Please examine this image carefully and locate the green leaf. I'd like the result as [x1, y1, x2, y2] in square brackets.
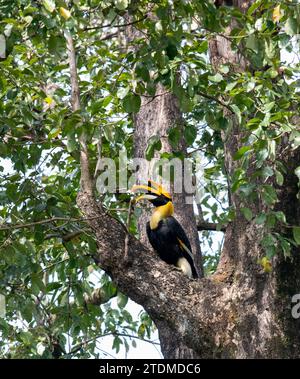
[255, 213, 266, 225]
[219, 65, 229, 74]
[168, 126, 181, 149]
[278, 237, 291, 258]
[48, 35, 65, 56]
[285, 18, 298, 36]
[233, 146, 252, 160]
[246, 80, 256, 92]
[135, 64, 150, 82]
[146, 81, 156, 96]
[217, 116, 228, 130]
[145, 135, 162, 160]
[230, 104, 242, 124]
[102, 281, 117, 300]
[247, 0, 263, 16]
[275, 211, 286, 224]
[264, 39, 276, 60]
[241, 207, 253, 221]
[294, 166, 300, 180]
[103, 124, 114, 142]
[117, 86, 129, 99]
[21, 302, 34, 323]
[256, 148, 268, 167]
[31, 273, 46, 295]
[260, 166, 273, 180]
[117, 292, 128, 309]
[102, 95, 113, 107]
[138, 323, 146, 338]
[292, 226, 300, 245]
[290, 131, 300, 148]
[46, 282, 62, 292]
[19, 331, 33, 346]
[208, 73, 223, 83]
[184, 124, 197, 145]
[275, 170, 284, 186]
[42, 0, 55, 13]
[112, 336, 123, 353]
[261, 185, 278, 206]
[264, 101, 275, 113]
[115, 0, 129, 10]
[156, 6, 167, 20]
[6, 183, 18, 202]
[179, 94, 193, 113]
[198, 40, 208, 53]
[67, 133, 77, 153]
[261, 234, 276, 249]
[246, 34, 259, 54]
[266, 213, 276, 228]
[123, 94, 141, 113]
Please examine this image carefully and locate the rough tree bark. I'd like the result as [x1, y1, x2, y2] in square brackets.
[76, 0, 300, 358]
[133, 86, 203, 358]
[126, 12, 203, 357]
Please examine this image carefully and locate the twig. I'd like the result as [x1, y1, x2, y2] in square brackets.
[142, 91, 171, 107]
[198, 91, 234, 114]
[68, 331, 160, 355]
[83, 15, 147, 32]
[196, 203, 205, 222]
[0, 216, 95, 231]
[65, 30, 93, 195]
[135, 90, 170, 99]
[0, 209, 131, 232]
[99, 32, 118, 41]
[38, 258, 70, 274]
[62, 230, 85, 242]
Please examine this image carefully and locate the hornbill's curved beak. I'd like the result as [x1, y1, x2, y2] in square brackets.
[131, 180, 171, 203]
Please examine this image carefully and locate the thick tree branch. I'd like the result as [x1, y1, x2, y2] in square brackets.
[197, 222, 226, 232]
[77, 191, 228, 357]
[65, 30, 93, 196]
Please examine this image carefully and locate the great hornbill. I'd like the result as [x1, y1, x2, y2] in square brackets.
[132, 180, 198, 279]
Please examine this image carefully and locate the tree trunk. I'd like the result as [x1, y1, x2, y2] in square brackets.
[208, 0, 300, 357]
[133, 85, 203, 358]
[127, 10, 202, 357]
[76, 0, 300, 359]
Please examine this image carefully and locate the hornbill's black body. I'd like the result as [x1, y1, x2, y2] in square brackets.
[132, 180, 198, 279]
[146, 217, 198, 278]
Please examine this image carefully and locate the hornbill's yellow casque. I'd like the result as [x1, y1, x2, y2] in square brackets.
[132, 180, 198, 279]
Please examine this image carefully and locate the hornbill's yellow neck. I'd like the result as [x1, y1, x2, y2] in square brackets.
[150, 201, 174, 230]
